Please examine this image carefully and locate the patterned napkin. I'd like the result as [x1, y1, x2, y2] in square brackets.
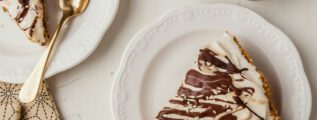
[0, 81, 60, 120]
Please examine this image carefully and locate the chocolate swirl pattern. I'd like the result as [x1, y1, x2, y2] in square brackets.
[156, 33, 280, 120]
[0, 0, 49, 45]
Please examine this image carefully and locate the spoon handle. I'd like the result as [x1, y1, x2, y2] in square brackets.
[19, 15, 69, 103]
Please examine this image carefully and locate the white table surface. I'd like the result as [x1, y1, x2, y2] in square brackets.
[46, 0, 317, 119]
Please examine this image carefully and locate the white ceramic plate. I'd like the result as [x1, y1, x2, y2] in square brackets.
[111, 3, 311, 120]
[0, 0, 119, 83]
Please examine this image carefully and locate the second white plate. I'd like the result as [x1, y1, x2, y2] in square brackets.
[111, 3, 311, 120]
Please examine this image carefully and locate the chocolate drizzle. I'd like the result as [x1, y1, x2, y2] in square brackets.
[27, 18, 37, 36]
[156, 48, 265, 120]
[18, 0, 29, 4]
[16, 0, 30, 23]
[198, 48, 248, 73]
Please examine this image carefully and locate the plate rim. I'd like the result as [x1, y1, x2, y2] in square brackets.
[110, 3, 312, 120]
[44, 0, 120, 81]
[0, 0, 120, 83]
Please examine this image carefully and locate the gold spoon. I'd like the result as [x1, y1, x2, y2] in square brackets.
[19, 0, 89, 103]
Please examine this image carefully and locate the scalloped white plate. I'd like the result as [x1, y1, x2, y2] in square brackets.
[111, 3, 311, 120]
[0, 0, 119, 83]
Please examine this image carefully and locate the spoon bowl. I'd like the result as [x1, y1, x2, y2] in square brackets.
[60, 0, 89, 17]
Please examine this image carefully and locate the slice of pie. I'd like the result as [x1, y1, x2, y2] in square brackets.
[0, 0, 49, 45]
[156, 32, 280, 120]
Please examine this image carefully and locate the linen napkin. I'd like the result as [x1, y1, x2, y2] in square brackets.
[0, 81, 60, 120]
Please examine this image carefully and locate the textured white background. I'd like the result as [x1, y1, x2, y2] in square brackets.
[46, 0, 317, 119]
